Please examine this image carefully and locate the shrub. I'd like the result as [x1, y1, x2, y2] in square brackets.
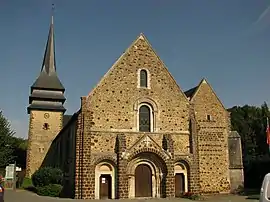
[21, 177, 33, 189]
[36, 184, 63, 197]
[20, 177, 37, 192]
[32, 167, 63, 187]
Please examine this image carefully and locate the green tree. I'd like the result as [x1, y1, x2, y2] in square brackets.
[0, 111, 15, 168]
[228, 103, 270, 161]
[228, 103, 270, 188]
[10, 137, 27, 168]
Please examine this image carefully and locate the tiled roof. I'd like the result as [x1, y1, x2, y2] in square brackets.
[184, 86, 198, 99]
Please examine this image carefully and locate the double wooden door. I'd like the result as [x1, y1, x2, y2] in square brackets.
[135, 164, 152, 197]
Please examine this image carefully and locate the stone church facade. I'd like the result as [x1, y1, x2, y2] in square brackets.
[26, 17, 244, 199]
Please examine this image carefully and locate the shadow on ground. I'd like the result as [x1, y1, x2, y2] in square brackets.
[246, 195, 260, 200]
[240, 189, 260, 200]
[4, 189, 260, 202]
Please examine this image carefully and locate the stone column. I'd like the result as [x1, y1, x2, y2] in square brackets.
[228, 131, 244, 191]
[189, 105, 201, 193]
[116, 134, 129, 199]
[74, 100, 84, 199]
[75, 97, 96, 199]
[165, 160, 175, 197]
[163, 134, 175, 197]
[83, 110, 96, 199]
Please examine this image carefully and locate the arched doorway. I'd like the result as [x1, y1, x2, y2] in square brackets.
[174, 163, 188, 197]
[135, 164, 152, 197]
[127, 152, 167, 198]
[95, 162, 116, 199]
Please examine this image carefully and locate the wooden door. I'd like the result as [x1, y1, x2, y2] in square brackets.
[135, 164, 152, 197]
[175, 173, 185, 197]
[99, 174, 112, 199]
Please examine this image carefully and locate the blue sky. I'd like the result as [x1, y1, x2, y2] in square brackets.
[1, 0, 270, 138]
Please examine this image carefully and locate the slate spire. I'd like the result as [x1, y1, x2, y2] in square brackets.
[41, 13, 56, 75]
[28, 7, 66, 114]
[31, 6, 64, 92]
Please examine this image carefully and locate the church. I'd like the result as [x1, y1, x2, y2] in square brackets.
[25, 16, 244, 199]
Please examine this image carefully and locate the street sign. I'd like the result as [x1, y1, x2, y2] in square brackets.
[5, 164, 15, 180]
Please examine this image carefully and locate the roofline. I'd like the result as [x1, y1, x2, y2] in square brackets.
[139, 33, 189, 102]
[31, 86, 65, 93]
[184, 86, 198, 99]
[29, 96, 66, 104]
[27, 106, 66, 114]
[86, 33, 189, 103]
[190, 78, 227, 110]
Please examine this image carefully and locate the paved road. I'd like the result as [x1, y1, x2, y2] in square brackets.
[4, 189, 259, 202]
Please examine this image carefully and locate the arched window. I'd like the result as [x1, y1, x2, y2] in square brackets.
[139, 105, 151, 132]
[140, 69, 148, 88]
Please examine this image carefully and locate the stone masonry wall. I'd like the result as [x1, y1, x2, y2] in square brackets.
[89, 131, 190, 154]
[85, 35, 189, 133]
[75, 97, 96, 199]
[192, 80, 230, 193]
[73, 35, 235, 199]
[41, 113, 78, 198]
[77, 128, 192, 199]
[77, 35, 194, 199]
[74, 109, 82, 199]
[87, 131, 180, 198]
[172, 134, 190, 154]
[90, 131, 117, 153]
[26, 110, 63, 177]
[186, 104, 201, 193]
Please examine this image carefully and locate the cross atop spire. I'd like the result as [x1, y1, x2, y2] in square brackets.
[51, 3, 54, 25]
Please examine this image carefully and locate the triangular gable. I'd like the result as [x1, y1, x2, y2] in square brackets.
[190, 78, 227, 110]
[86, 33, 188, 102]
[127, 134, 171, 159]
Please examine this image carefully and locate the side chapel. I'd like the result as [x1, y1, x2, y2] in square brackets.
[25, 16, 244, 199]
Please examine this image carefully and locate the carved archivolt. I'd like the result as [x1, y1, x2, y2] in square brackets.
[93, 154, 117, 166]
[174, 156, 192, 169]
[133, 97, 159, 112]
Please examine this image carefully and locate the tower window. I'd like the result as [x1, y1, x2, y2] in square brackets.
[140, 69, 148, 88]
[43, 123, 49, 130]
[207, 115, 211, 121]
[139, 105, 152, 132]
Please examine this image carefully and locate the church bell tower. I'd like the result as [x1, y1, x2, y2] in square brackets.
[26, 13, 66, 177]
